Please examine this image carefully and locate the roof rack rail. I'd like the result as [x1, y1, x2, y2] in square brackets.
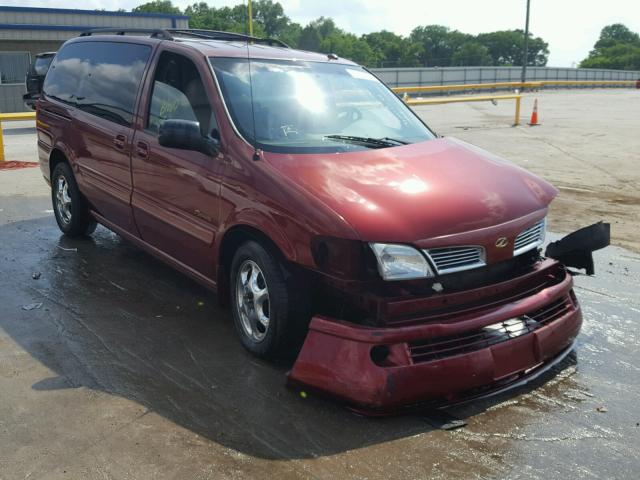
[78, 27, 290, 48]
[167, 29, 290, 48]
[79, 28, 174, 40]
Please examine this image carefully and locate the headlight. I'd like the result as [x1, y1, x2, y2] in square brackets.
[370, 243, 435, 281]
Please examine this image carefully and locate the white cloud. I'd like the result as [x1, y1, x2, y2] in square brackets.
[2, 0, 639, 66]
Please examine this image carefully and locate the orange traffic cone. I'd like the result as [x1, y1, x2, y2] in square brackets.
[528, 99, 540, 126]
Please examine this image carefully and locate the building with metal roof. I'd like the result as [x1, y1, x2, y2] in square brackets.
[0, 6, 189, 112]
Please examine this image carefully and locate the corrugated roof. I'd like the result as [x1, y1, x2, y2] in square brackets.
[0, 6, 188, 19]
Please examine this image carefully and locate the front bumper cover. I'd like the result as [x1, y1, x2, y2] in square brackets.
[288, 263, 581, 413]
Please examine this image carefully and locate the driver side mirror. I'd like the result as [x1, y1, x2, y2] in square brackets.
[158, 119, 219, 156]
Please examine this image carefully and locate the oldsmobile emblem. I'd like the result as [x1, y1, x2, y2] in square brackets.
[495, 237, 509, 248]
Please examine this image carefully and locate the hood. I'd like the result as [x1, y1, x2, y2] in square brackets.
[264, 137, 558, 242]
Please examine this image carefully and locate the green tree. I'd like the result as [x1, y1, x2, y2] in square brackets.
[184, 3, 260, 35]
[253, 0, 288, 37]
[362, 30, 424, 67]
[581, 24, 640, 70]
[362, 30, 408, 67]
[184, 2, 217, 29]
[133, 0, 181, 14]
[277, 22, 302, 47]
[287, 16, 376, 64]
[313, 17, 337, 39]
[593, 23, 640, 51]
[298, 23, 322, 51]
[250, 1, 302, 46]
[451, 42, 492, 66]
[297, 18, 337, 51]
[581, 43, 640, 70]
[130, 1, 553, 68]
[476, 30, 548, 66]
[409, 25, 472, 66]
[320, 31, 375, 65]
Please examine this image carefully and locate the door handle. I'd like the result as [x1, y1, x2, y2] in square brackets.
[136, 141, 149, 159]
[113, 134, 126, 150]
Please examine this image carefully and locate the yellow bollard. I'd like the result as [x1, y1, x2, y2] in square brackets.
[0, 112, 37, 162]
[514, 96, 521, 126]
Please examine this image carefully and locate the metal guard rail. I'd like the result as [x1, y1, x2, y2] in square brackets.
[392, 79, 639, 94]
[405, 94, 523, 126]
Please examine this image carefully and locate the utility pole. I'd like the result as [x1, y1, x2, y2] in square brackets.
[248, 0, 253, 36]
[521, 0, 531, 84]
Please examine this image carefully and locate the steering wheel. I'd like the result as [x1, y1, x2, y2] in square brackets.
[337, 106, 362, 123]
[335, 106, 362, 129]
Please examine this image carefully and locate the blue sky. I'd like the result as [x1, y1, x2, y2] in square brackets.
[4, 0, 640, 67]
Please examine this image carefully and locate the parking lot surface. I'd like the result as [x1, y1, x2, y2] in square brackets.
[1, 90, 639, 479]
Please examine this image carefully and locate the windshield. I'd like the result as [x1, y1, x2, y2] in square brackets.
[210, 57, 435, 153]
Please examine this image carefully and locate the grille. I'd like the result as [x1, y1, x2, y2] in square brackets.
[514, 218, 546, 256]
[424, 246, 485, 275]
[409, 295, 573, 364]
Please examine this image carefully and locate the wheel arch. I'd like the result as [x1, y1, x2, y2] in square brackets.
[216, 223, 293, 307]
[49, 147, 70, 178]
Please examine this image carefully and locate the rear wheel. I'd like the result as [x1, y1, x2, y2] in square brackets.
[51, 162, 97, 236]
[230, 241, 308, 360]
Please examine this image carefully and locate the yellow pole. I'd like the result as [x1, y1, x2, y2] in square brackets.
[248, 0, 253, 36]
[514, 96, 521, 126]
[0, 120, 4, 162]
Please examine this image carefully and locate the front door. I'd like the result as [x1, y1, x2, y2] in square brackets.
[131, 49, 223, 278]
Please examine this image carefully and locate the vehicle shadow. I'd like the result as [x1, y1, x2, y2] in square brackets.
[0, 217, 577, 460]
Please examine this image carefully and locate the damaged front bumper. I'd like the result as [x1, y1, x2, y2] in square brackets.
[288, 259, 581, 413]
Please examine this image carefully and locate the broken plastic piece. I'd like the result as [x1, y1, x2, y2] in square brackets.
[545, 222, 610, 275]
[22, 302, 43, 311]
[421, 411, 467, 430]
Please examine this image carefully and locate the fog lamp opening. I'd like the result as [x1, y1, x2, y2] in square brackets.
[370, 345, 391, 366]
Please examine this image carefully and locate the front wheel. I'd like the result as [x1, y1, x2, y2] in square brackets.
[51, 162, 97, 237]
[230, 241, 308, 360]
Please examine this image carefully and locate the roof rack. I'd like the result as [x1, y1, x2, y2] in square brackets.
[78, 28, 289, 48]
[79, 28, 173, 40]
[167, 29, 289, 48]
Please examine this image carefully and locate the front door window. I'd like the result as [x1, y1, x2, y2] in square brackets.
[147, 51, 219, 139]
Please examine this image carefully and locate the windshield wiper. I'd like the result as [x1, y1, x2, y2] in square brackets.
[379, 137, 409, 145]
[324, 135, 408, 148]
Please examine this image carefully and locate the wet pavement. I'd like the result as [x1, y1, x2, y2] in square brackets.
[1, 172, 639, 479]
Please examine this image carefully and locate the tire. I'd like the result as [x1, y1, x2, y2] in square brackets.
[230, 240, 309, 360]
[51, 162, 97, 237]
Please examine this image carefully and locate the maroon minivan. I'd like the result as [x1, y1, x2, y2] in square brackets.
[37, 29, 584, 411]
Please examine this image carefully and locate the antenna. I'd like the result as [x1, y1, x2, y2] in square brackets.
[245, 3, 260, 161]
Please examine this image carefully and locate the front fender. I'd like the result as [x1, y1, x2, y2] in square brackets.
[216, 209, 298, 264]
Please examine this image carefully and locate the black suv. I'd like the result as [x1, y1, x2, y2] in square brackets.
[23, 52, 56, 110]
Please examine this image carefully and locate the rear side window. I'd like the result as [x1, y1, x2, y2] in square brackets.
[43, 41, 151, 127]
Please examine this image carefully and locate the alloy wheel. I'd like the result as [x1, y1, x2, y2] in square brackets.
[236, 260, 270, 342]
[55, 175, 72, 225]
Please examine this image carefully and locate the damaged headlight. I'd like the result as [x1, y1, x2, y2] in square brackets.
[370, 243, 435, 281]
